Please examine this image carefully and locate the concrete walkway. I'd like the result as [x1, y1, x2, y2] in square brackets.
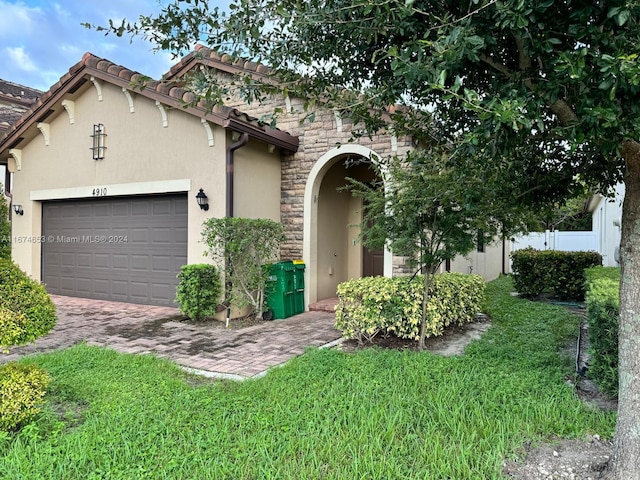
[1, 295, 343, 379]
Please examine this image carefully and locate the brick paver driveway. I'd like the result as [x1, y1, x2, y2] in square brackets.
[2, 295, 343, 379]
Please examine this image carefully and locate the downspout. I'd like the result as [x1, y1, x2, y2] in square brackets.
[226, 133, 249, 218]
[225, 132, 249, 327]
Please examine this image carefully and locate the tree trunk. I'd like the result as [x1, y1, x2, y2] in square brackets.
[604, 139, 640, 479]
[418, 269, 435, 350]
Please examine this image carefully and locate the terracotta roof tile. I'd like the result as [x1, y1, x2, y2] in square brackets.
[0, 51, 299, 154]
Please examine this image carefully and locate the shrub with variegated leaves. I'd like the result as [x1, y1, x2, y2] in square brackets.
[335, 273, 485, 343]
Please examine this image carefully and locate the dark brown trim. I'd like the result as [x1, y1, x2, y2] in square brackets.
[226, 133, 249, 218]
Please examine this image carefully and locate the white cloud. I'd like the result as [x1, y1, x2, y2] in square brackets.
[0, 1, 42, 33]
[5, 47, 37, 72]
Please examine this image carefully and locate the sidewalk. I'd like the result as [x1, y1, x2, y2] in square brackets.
[2, 295, 343, 379]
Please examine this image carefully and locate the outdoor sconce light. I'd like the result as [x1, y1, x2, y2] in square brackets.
[13, 204, 23, 216]
[90, 123, 107, 160]
[196, 188, 209, 211]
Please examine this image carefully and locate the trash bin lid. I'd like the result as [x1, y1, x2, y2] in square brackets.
[270, 260, 295, 272]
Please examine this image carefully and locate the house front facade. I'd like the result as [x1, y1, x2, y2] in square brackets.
[0, 49, 508, 308]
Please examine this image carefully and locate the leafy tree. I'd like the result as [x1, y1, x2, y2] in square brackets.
[100, 1, 640, 475]
[0, 184, 10, 260]
[350, 148, 523, 349]
[535, 194, 593, 232]
[202, 217, 285, 321]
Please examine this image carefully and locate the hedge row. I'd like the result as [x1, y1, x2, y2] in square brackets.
[0, 259, 57, 431]
[585, 267, 620, 397]
[0, 259, 57, 348]
[335, 273, 485, 344]
[511, 248, 602, 300]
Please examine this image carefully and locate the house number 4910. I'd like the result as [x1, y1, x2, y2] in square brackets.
[92, 187, 107, 197]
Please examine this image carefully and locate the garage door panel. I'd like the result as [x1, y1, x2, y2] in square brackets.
[131, 202, 150, 216]
[77, 253, 92, 267]
[153, 228, 172, 243]
[153, 200, 172, 215]
[77, 278, 94, 295]
[131, 228, 149, 243]
[43, 195, 187, 306]
[113, 254, 131, 269]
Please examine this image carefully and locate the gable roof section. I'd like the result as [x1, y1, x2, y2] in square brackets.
[164, 45, 414, 131]
[164, 45, 272, 81]
[0, 52, 298, 157]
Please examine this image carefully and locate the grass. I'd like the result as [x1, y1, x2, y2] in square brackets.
[0, 276, 616, 479]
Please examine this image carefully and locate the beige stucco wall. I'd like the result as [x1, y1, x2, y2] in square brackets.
[8, 80, 282, 280]
[347, 195, 363, 280]
[316, 161, 352, 299]
[234, 137, 281, 221]
[446, 240, 507, 281]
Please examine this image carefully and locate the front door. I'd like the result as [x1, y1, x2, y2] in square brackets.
[363, 245, 384, 277]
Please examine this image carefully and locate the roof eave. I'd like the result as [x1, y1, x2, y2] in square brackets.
[0, 59, 299, 157]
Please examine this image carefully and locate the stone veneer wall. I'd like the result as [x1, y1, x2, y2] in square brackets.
[211, 70, 413, 269]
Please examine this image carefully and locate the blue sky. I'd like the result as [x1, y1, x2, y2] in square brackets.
[0, 0, 231, 92]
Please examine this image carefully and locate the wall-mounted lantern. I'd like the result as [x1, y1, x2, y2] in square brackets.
[196, 188, 209, 211]
[13, 204, 23, 216]
[90, 123, 107, 160]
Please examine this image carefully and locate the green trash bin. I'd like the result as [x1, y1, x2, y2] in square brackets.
[266, 261, 295, 319]
[292, 260, 306, 314]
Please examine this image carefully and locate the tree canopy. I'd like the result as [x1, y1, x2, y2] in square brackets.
[102, 1, 640, 476]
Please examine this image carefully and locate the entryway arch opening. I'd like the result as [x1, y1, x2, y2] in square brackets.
[303, 145, 391, 306]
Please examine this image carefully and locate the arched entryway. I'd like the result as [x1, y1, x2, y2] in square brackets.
[303, 145, 392, 306]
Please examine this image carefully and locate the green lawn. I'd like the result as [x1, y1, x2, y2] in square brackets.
[0, 276, 615, 479]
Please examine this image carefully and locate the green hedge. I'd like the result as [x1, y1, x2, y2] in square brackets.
[0, 363, 50, 431]
[175, 264, 223, 321]
[0, 196, 10, 260]
[585, 269, 619, 397]
[335, 273, 485, 344]
[0, 259, 57, 349]
[511, 248, 602, 300]
[585, 266, 620, 284]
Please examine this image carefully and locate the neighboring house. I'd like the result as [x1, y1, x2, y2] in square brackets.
[0, 48, 507, 308]
[0, 79, 42, 189]
[0, 79, 42, 134]
[588, 183, 624, 267]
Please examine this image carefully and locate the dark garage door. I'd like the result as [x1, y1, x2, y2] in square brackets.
[42, 195, 187, 306]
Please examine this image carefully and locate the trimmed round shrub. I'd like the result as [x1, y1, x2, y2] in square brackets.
[0, 363, 50, 431]
[175, 264, 223, 321]
[0, 259, 57, 348]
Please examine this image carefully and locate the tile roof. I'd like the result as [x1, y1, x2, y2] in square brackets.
[164, 45, 403, 123]
[164, 45, 273, 81]
[0, 79, 42, 105]
[0, 107, 25, 133]
[0, 52, 298, 153]
[0, 80, 43, 134]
